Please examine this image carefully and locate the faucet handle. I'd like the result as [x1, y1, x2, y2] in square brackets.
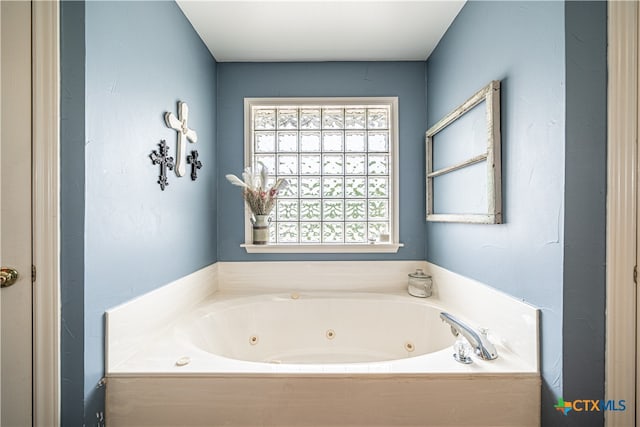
[453, 338, 473, 364]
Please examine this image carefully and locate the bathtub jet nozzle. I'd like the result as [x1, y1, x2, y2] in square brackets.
[440, 312, 498, 361]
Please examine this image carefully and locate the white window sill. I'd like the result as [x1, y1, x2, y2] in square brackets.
[241, 243, 404, 254]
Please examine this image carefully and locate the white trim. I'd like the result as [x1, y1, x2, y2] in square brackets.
[241, 243, 403, 254]
[605, 1, 637, 426]
[244, 97, 400, 108]
[31, 1, 60, 425]
[0, 5, 3, 426]
[242, 97, 400, 253]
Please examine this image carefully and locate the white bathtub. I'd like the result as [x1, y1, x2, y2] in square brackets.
[180, 292, 453, 366]
[106, 261, 540, 426]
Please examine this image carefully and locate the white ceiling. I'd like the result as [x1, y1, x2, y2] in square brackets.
[176, 1, 466, 62]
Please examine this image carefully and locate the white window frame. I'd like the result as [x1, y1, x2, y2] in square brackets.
[242, 97, 402, 253]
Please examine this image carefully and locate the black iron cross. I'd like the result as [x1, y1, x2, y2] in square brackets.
[186, 150, 202, 181]
[150, 140, 175, 190]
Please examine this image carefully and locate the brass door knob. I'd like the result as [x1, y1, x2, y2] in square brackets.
[0, 268, 19, 288]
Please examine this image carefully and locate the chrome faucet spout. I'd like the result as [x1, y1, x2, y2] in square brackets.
[440, 312, 498, 361]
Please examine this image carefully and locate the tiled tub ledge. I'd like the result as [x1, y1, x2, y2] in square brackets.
[105, 260, 540, 426]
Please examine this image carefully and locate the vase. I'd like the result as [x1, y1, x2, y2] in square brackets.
[251, 214, 271, 245]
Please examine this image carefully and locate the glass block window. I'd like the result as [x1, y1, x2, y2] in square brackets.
[246, 98, 398, 246]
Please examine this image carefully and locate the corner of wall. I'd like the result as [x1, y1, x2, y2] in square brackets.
[215, 61, 221, 262]
[562, 0, 607, 415]
[60, 0, 86, 424]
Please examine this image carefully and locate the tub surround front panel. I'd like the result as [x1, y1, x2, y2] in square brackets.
[107, 375, 540, 427]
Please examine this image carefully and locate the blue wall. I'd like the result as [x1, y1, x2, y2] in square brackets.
[426, 1, 606, 425]
[217, 62, 426, 261]
[60, 1, 86, 425]
[62, 1, 218, 423]
[563, 1, 607, 422]
[426, 0, 565, 410]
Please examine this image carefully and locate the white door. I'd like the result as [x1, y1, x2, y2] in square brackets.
[636, 0, 640, 421]
[636, 1, 640, 423]
[637, 3, 640, 419]
[0, 1, 33, 426]
[606, 1, 639, 426]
